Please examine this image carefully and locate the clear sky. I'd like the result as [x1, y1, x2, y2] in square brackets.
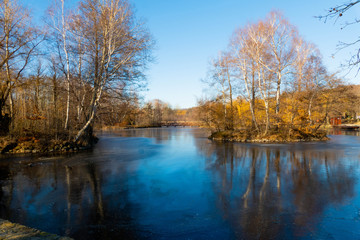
[22, 0, 360, 108]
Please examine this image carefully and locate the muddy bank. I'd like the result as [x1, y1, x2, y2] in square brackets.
[0, 219, 72, 240]
[209, 129, 329, 143]
[0, 136, 98, 154]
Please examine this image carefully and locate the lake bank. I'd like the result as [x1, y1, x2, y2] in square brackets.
[0, 135, 98, 154]
[209, 128, 329, 143]
[0, 219, 72, 240]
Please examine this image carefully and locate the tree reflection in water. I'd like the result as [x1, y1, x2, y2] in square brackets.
[199, 140, 356, 239]
[0, 129, 358, 239]
[0, 156, 145, 239]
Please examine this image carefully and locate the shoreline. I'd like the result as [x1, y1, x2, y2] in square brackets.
[0, 126, 336, 155]
[209, 130, 329, 143]
[210, 136, 330, 143]
[0, 136, 97, 155]
[0, 219, 72, 240]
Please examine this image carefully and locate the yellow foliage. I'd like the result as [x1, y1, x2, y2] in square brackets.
[176, 110, 186, 116]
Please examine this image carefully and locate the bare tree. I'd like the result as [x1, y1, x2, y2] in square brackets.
[318, 1, 360, 21]
[73, 0, 153, 142]
[0, 0, 43, 135]
[48, 55, 61, 136]
[303, 54, 327, 122]
[48, 0, 72, 130]
[318, 1, 360, 69]
[288, 38, 317, 124]
[205, 52, 234, 130]
[263, 11, 297, 115]
[70, 13, 87, 125]
[230, 27, 259, 131]
[246, 20, 272, 134]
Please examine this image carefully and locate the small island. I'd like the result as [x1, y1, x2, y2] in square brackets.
[209, 128, 329, 143]
[196, 11, 359, 143]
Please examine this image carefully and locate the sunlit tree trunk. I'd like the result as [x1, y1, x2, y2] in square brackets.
[48, 0, 71, 130]
[266, 11, 297, 115]
[74, 0, 152, 142]
[231, 36, 259, 131]
[226, 65, 234, 130]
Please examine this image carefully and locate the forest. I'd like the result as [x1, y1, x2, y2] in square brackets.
[0, 0, 155, 152]
[0, 0, 202, 153]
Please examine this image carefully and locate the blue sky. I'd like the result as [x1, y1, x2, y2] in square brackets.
[23, 0, 360, 108]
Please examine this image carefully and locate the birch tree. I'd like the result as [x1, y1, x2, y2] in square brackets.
[264, 11, 297, 115]
[48, 0, 72, 130]
[73, 0, 152, 142]
[303, 53, 327, 122]
[288, 38, 313, 125]
[247, 21, 272, 134]
[230, 27, 259, 131]
[206, 52, 234, 130]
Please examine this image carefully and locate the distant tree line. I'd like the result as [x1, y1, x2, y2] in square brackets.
[199, 11, 359, 139]
[98, 98, 199, 128]
[0, 0, 153, 144]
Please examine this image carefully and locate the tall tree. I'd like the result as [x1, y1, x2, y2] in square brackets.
[263, 11, 297, 115]
[247, 20, 272, 134]
[206, 52, 234, 130]
[230, 26, 259, 131]
[48, 0, 72, 130]
[0, 0, 42, 135]
[73, 0, 152, 142]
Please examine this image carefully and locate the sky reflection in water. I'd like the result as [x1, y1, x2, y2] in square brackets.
[0, 128, 359, 239]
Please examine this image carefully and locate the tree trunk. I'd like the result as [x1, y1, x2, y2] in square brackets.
[226, 69, 234, 130]
[251, 71, 258, 131]
[308, 93, 315, 123]
[0, 113, 10, 136]
[242, 62, 259, 132]
[275, 74, 281, 114]
[74, 106, 96, 143]
[264, 100, 270, 135]
[75, 82, 103, 143]
[61, 0, 71, 130]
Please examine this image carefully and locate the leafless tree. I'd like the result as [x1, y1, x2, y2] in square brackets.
[230, 26, 259, 131]
[0, 0, 43, 135]
[205, 52, 235, 130]
[47, 0, 72, 130]
[264, 11, 297, 115]
[318, 1, 360, 70]
[72, 0, 153, 142]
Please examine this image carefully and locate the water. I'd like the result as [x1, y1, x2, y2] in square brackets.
[0, 127, 360, 239]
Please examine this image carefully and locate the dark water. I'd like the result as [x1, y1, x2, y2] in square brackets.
[0, 128, 360, 239]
